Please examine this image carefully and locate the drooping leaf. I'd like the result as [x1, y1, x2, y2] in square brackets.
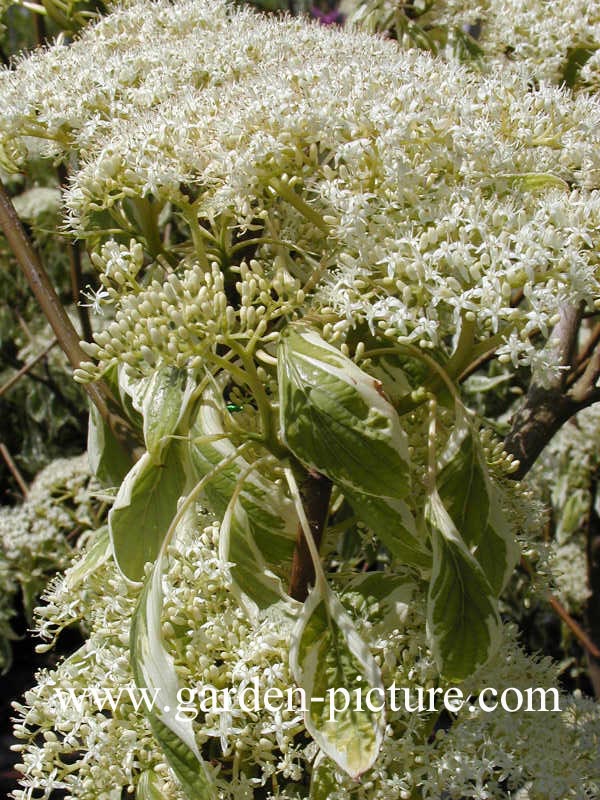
[343, 487, 431, 568]
[474, 484, 520, 595]
[87, 401, 134, 487]
[130, 510, 216, 799]
[63, 526, 112, 592]
[437, 425, 489, 550]
[290, 583, 385, 778]
[426, 490, 501, 681]
[366, 354, 412, 406]
[219, 495, 287, 620]
[142, 366, 195, 459]
[109, 443, 186, 583]
[278, 324, 411, 499]
[189, 383, 296, 608]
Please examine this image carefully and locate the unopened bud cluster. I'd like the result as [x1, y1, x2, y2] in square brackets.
[76, 251, 305, 381]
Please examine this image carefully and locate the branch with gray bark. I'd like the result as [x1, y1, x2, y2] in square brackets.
[504, 303, 600, 479]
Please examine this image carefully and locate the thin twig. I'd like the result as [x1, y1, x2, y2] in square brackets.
[0, 442, 29, 497]
[570, 343, 600, 405]
[0, 179, 142, 459]
[567, 323, 600, 386]
[520, 556, 600, 660]
[16, 310, 33, 341]
[573, 321, 600, 371]
[546, 594, 600, 660]
[0, 337, 58, 398]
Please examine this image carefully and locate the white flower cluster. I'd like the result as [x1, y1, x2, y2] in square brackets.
[13, 507, 600, 799]
[1, 0, 600, 378]
[428, 638, 600, 800]
[13, 556, 172, 800]
[0, 454, 103, 673]
[348, 0, 600, 91]
[474, 0, 600, 89]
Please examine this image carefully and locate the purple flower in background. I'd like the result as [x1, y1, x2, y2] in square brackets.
[311, 6, 344, 25]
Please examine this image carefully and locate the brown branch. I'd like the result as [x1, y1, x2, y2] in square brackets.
[0, 338, 58, 398]
[504, 303, 590, 479]
[0, 179, 141, 459]
[504, 387, 579, 479]
[0, 442, 29, 498]
[546, 594, 600, 660]
[570, 341, 600, 405]
[520, 556, 600, 661]
[288, 465, 333, 602]
[574, 321, 600, 370]
[566, 321, 600, 387]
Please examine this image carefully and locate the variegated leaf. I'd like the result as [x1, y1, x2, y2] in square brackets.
[474, 483, 520, 595]
[109, 443, 186, 583]
[290, 583, 385, 779]
[189, 383, 296, 609]
[87, 401, 134, 487]
[310, 753, 340, 800]
[142, 365, 195, 459]
[342, 573, 416, 637]
[426, 489, 501, 680]
[343, 488, 431, 568]
[136, 770, 163, 800]
[130, 509, 216, 799]
[278, 324, 410, 499]
[437, 424, 489, 550]
[219, 494, 287, 620]
[63, 526, 111, 592]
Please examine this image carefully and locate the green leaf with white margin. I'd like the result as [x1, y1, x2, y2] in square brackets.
[343, 488, 431, 568]
[310, 752, 341, 800]
[142, 366, 196, 459]
[87, 401, 134, 487]
[63, 526, 112, 592]
[474, 483, 520, 595]
[437, 412, 489, 550]
[131, 508, 216, 800]
[436, 405, 518, 592]
[189, 382, 296, 612]
[109, 442, 186, 583]
[136, 770, 163, 800]
[278, 324, 410, 499]
[462, 373, 512, 394]
[290, 582, 385, 779]
[219, 495, 288, 621]
[426, 489, 501, 681]
[190, 389, 296, 566]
